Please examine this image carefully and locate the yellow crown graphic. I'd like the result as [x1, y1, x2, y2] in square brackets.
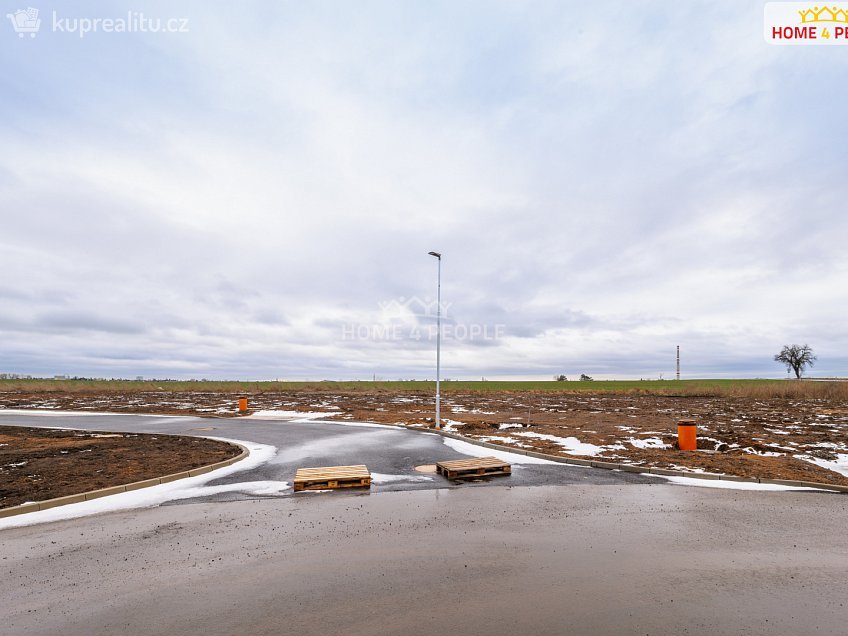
[798, 5, 848, 23]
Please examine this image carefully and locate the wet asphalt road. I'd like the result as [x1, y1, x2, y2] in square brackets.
[2, 413, 847, 635]
[0, 412, 660, 502]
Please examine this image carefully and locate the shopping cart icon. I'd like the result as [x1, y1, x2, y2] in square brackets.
[7, 7, 41, 38]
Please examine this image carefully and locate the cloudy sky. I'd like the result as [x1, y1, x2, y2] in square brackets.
[1, 0, 846, 380]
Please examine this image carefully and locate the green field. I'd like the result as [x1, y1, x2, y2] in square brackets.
[1, 377, 841, 398]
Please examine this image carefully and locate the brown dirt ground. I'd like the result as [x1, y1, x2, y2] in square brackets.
[2, 389, 847, 486]
[0, 426, 240, 509]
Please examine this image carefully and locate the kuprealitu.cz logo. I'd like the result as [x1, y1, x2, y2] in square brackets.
[6, 6, 189, 39]
[6, 7, 40, 37]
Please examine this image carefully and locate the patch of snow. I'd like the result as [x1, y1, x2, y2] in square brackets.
[627, 437, 669, 450]
[442, 419, 465, 432]
[181, 480, 291, 497]
[451, 406, 496, 414]
[698, 436, 723, 445]
[765, 444, 796, 452]
[473, 436, 532, 448]
[441, 437, 562, 465]
[511, 431, 607, 456]
[310, 403, 340, 410]
[658, 476, 824, 491]
[667, 464, 707, 474]
[498, 423, 525, 430]
[806, 442, 848, 451]
[796, 453, 848, 478]
[742, 448, 783, 457]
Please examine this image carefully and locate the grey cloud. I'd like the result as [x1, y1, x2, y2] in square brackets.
[34, 311, 146, 335]
[0, 286, 31, 301]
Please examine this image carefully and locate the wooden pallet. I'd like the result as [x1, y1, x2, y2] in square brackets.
[436, 456, 511, 480]
[293, 464, 371, 492]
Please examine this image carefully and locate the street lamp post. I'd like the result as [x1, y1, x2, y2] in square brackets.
[428, 251, 441, 429]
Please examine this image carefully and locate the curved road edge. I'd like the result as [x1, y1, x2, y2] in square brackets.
[0, 439, 250, 520]
[324, 419, 848, 493]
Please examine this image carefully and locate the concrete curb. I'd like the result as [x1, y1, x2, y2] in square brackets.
[386, 422, 848, 494]
[0, 441, 249, 519]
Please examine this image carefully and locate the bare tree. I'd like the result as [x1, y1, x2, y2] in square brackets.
[774, 344, 816, 379]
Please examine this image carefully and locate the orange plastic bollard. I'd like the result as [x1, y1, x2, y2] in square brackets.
[238, 397, 248, 412]
[678, 420, 697, 451]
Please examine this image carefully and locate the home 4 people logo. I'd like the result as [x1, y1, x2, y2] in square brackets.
[765, 2, 848, 44]
[378, 296, 452, 320]
[6, 7, 40, 38]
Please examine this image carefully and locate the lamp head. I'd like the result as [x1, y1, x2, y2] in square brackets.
[428, 251, 441, 259]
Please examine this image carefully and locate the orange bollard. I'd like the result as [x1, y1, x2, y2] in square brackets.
[678, 419, 697, 450]
[238, 397, 248, 413]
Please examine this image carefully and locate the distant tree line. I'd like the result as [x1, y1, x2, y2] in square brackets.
[553, 374, 594, 381]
